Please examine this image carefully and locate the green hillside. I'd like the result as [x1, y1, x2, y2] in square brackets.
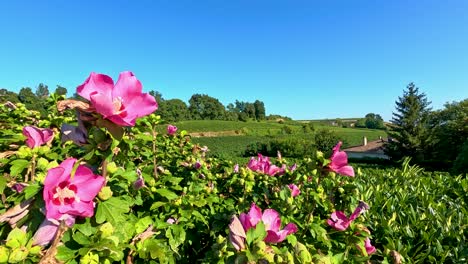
[157, 120, 387, 160]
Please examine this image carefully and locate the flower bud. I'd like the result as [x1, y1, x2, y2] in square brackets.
[99, 222, 114, 238]
[98, 186, 113, 200]
[133, 176, 145, 190]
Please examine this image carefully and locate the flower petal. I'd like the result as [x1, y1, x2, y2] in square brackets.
[71, 166, 105, 202]
[262, 209, 281, 231]
[90, 93, 118, 119]
[333, 165, 355, 177]
[330, 151, 349, 168]
[77, 72, 114, 101]
[59, 200, 95, 218]
[327, 211, 350, 231]
[112, 71, 143, 100]
[32, 219, 59, 246]
[229, 215, 247, 238]
[45, 200, 64, 220]
[264, 230, 284, 243]
[247, 203, 262, 227]
[44, 158, 76, 188]
[42, 128, 54, 144]
[283, 223, 298, 235]
[22, 126, 41, 148]
[365, 238, 376, 255]
[239, 213, 251, 230]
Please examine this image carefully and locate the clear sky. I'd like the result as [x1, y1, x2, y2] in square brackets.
[1, 0, 467, 121]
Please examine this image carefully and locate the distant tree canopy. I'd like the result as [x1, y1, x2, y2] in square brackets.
[55, 85, 68, 96]
[0, 88, 20, 103]
[427, 99, 468, 172]
[188, 94, 226, 120]
[159, 99, 191, 122]
[365, 113, 385, 129]
[148, 90, 272, 122]
[35, 83, 50, 98]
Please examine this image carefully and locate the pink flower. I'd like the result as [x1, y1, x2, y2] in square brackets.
[77, 71, 157, 126]
[234, 164, 239, 173]
[43, 158, 105, 220]
[288, 184, 300, 197]
[289, 163, 297, 172]
[237, 203, 297, 244]
[247, 154, 285, 176]
[22, 126, 54, 148]
[327, 201, 369, 231]
[357, 237, 376, 255]
[167, 125, 177, 135]
[327, 211, 351, 231]
[364, 238, 376, 255]
[329, 141, 354, 177]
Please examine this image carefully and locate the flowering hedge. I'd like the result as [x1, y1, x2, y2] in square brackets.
[0, 71, 466, 263]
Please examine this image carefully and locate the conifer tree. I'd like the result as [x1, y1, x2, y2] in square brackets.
[385, 82, 432, 162]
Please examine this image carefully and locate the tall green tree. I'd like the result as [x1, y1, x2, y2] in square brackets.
[159, 99, 190, 122]
[385, 83, 432, 162]
[35, 83, 50, 98]
[188, 94, 225, 120]
[253, 100, 266, 120]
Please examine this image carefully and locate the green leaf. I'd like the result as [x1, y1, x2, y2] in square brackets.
[10, 159, 29, 176]
[95, 197, 131, 226]
[246, 221, 266, 246]
[6, 228, 28, 248]
[150, 201, 166, 210]
[24, 184, 41, 199]
[0, 175, 6, 194]
[72, 231, 91, 245]
[166, 225, 186, 253]
[154, 188, 178, 201]
[192, 210, 208, 226]
[135, 216, 153, 233]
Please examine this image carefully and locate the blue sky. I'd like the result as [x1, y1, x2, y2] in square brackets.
[1, 0, 467, 121]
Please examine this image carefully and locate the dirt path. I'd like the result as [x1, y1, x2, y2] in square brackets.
[189, 130, 243, 137]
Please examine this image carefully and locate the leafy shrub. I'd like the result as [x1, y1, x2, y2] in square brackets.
[281, 125, 293, 135]
[1, 75, 466, 264]
[452, 139, 468, 174]
[314, 129, 340, 155]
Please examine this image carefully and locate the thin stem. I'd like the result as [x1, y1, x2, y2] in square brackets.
[39, 220, 68, 264]
[30, 154, 37, 182]
[152, 128, 158, 179]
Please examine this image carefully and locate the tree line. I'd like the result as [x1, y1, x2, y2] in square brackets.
[150, 91, 272, 122]
[0, 84, 67, 116]
[0, 84, 290, 122]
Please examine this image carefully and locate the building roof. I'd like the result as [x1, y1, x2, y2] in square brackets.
[343, 140, 385, 153]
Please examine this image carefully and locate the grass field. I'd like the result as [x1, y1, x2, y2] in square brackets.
[158, 120, 388, 160]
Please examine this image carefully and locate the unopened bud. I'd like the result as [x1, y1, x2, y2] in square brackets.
[98, 186, 113, 200]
